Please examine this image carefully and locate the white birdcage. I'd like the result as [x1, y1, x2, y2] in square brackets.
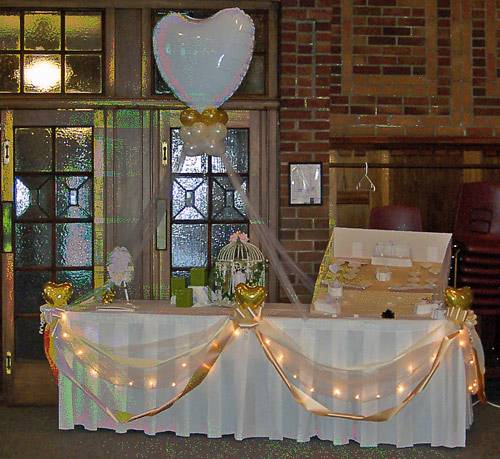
[212, 232, 266, 304]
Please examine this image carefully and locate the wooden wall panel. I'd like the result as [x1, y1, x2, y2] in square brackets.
[115, 9, 142, 98]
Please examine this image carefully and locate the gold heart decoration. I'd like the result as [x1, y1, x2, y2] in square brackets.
[445, 286, 473, 310]
[235, 283, 266, 311]
[43, 282, 73, 308]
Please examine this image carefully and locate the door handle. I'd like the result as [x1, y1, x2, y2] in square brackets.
[161, 141, 168, 166]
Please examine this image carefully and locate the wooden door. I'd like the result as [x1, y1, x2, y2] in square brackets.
[1, 109, 99, 404]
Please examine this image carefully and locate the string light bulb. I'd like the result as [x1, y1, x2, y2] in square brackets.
[62, 332, 69, 339]
[354, 394, 360, 400]
[181, 362, 187, 368]
[376, 394, 381, 399]
[171, 382, 176, 388]
[333, 388, 341, 397]
[397, 384, 404, 393]
[233, 328, 241, 337]
[292, 374, 297, 379]
[309, 387, 314, 393]
[89, 368, 98, 377]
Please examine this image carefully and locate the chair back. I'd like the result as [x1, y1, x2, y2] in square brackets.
[369, 205, 423, 231]
[454, 181, 500, 241]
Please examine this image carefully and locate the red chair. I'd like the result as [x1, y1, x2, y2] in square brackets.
[369, 205, 423, 232]
[453, 181, 500, 373]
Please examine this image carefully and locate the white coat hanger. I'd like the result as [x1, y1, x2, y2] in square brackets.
[355, 162, 376, 192]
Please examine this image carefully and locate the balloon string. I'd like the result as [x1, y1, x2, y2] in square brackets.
[220, 154, 313, 315]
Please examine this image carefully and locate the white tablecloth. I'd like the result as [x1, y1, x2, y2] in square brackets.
[58, 309, 473, 447]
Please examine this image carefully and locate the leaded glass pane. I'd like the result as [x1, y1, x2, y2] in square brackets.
[56, 176, 92, 219]
[56, 270, 93, 299]
[172, 177, 208, 220]
[64, 12, 102, 51]
[212, 177, 247, 221]
[171, 224, 207, 268]
[171, 129, 208, 173]
[0, 54, 20, 93]
[56, 223, 92, 267]
[252, 12, 266, 53]
[0, 13, 20, 50]
[65, 54, 102, 93]
[211, 129, 249, 173]
[15, 176, 53, 219]
[15, 223, 52, 267]
[236, 54, 265, 95]
[15, 319, 45, 360]
[55, 127, 92, 172]
[15, 270, 51, 313]
[24, 11, 61, 51]
[24, 54, 61, 93]
[15, 128, 52, 172]
[212, 223, 248, 260]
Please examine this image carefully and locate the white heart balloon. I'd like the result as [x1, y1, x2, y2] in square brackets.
[153, 8, 255, 112]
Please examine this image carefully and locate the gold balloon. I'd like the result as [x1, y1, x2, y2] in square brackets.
[235, 283, 266, 311]
[201, 107, 219, 125]
[102, 288, 115, 305]
[445, 286, 473, 310]
[43, 282, 73, 308]
[180, 108, 201, 127]
[216, 109, 229, 125]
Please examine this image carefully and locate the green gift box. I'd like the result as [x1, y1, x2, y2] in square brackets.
[170, 277, 186, 296]
[176, 288, 193, 308]
[190, 268, 208, 286]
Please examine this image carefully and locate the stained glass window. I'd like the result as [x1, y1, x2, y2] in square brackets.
[14, 126, 93, 359]
[153, 10, 267, 96]
[0, 10, 103, 94]
[170, 128, 249, 276]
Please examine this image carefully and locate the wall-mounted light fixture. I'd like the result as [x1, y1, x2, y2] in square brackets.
[2, 140, 11, 165]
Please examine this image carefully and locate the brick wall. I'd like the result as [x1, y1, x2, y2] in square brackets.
[279, 0, 333, 301]
[278, 0, 500, 302]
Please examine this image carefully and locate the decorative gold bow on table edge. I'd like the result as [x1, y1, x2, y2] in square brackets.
[39, 282, 487, 426]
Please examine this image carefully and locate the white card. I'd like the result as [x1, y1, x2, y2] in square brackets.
[427, 246, 439, 262]
[352, 241, 363, 258]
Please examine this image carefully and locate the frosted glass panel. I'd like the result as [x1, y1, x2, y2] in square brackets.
[24, 54, 61, 93]
[65, 12, 102, 51]
[56, 223, 92, 267]
[24, 11, 61, 51]
[172, 177, 208, 220]
[15, 223, 52, 267]
[0, 13, 20, 50]
[15, 176, 53, 219]
[171, 224, 208, 268]
[56, 270, 93, 298]
[171, 128, 208, 173]
[212, 177, 247, 221]
[211, 129, 249, 173]
[15, 128, 52, 171]
[65, 54, 102, 93]
[55, 127, 92, 172]
[212, 223, 248, 260]
[56, 176, 92, 219]
[15, 270, 51, 313]
[0, 54, 20, 93]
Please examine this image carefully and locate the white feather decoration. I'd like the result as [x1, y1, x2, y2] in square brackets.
[107, 247, 134, 286]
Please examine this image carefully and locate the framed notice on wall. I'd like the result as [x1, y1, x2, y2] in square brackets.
[288, 162, 322, 206]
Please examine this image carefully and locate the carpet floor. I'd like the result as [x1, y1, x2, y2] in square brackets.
[0, 403, 499, 459]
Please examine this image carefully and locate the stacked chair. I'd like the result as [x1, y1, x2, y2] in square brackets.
[453, 181, 500, 374]
[369, 205, 423, 232]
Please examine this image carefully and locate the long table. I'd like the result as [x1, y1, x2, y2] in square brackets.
[56, 302, 475, 447]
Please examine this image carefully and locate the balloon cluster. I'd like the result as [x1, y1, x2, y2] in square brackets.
[180, 107, 228, 157]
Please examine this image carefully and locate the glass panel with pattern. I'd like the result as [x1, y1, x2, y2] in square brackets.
[0, 9, 103, 94]
[153, 9, 268, 96]
[170, 127, 249, 273]
[13, 126, 94, 359]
